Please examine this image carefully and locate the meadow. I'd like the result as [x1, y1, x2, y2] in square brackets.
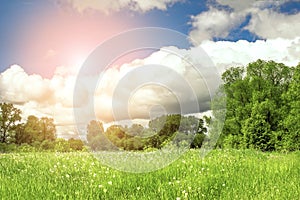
[0, 149, 299, 200]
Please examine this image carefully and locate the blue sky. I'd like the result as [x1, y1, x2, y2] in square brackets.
[4, 0, 299, 76]
[0, 0, 300, 135]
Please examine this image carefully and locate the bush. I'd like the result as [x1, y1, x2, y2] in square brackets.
[19, 143, 37, 152]
[40, 140, 55, 150]
[68, 138, 84, 151]
[0, 143, 17, 153]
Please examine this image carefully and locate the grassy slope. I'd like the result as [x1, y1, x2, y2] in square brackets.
[0, 149, 299, 200]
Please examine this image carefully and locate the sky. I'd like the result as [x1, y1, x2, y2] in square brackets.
[0, 0, 300, 138]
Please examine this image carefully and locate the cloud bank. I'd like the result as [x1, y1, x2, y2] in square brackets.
[1, 35, 299, 136]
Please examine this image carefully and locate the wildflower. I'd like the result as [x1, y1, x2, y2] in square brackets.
[66, 174, 70, 178]
[108, 181, 112, 185]
[98, 185, 103, 188]
[103, 188, 107, 193]
[137, 187, 141, 191]
[176, 197, 181, 200]
[222, 183, 226, 187]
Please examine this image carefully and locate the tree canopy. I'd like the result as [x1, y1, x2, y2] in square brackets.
[0, 103, 22, 143]
[216, 60, 299, 151]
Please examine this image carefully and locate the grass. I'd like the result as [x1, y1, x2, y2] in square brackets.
[0, 149, 299, 200]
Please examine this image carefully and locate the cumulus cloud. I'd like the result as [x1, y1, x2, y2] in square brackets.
[202, 37, 300, 68]
[189, 7, 246, 43]
[246, 9, 300, 39]
[215, 0, 286, 12]
[189, 1, 299, 43]
[0, 65, 53, 104]
[58, 0, 182, 14]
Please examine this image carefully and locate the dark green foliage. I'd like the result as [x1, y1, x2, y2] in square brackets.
[87, 114, 208, 151]
[68, 138, 85, 151]
[217, 60, 299, 151]
[15, 115, 56, 145]
[0, 103, 22, 143]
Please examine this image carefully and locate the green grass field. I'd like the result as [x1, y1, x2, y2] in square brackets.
[0, 149, 299, 200]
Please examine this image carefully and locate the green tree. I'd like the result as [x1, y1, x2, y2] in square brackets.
[68, 138, 84, 151]
[23, 115, 40, 144]
[87, 120, 113, 150]
[39, 117, 56, 141]
[282, 64, 300, 151]
[218, 60, 294, 151]
[0, 103, 22, 143]
[242, 101, 275, 151]
[18, 115, 56, 144]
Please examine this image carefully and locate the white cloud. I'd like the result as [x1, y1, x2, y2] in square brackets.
[215, 0, 286, 12]
[0, 65, 53, 104]
[189, 7, 246, 43]
[246, 9, 300, 39]
[201, 37, 300, 70]
[60, 0, 182, 14]
[190, 1, 299, 43]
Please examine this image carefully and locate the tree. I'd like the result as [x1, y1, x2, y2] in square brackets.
[23, 115, 40, 144]
[17, 115, 56, 144]
[217, 60, 295, 151]
[127, 124, 144, 136]
[282, 64, 300, 151]
[242, 101, 275, 151]
[68, 138, 84, 151]
[39, 117, 56, 141]
[87, 120, 113, 150]
[0, 103, 22, 143]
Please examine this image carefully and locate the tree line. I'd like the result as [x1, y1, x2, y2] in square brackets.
[0, 103, 84, 152]
[86, 114, 208, 151]
[0, 103, 208, 152]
